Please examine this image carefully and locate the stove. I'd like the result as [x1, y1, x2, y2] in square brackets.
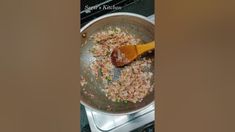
[83, 14, 155, 132]
[80, 1, 155, 131]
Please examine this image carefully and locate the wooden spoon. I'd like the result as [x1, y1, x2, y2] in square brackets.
[111, 41, 155, 67]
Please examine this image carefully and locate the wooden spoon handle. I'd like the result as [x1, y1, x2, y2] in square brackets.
[136, 41, 155, 55]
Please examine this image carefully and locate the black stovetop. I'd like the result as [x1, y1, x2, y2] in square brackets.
[80, 0, 154, 27]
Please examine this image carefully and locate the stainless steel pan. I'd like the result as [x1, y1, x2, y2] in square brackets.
[80, 12, 155, 114]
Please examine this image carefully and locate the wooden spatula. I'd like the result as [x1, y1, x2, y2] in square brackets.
[111, 41, 155, 67]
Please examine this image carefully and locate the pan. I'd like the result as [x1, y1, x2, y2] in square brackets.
[80, 12, 155, 115]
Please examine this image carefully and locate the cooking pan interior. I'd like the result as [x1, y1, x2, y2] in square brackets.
[80, 13, 155, 114]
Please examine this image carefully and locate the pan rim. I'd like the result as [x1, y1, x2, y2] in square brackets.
[80, 12, 154, 32]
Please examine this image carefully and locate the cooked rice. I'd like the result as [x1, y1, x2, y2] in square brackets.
[89, 27, 153, 103]
[80, 76, 87, 87]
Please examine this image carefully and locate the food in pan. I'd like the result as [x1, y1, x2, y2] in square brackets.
[80, 76, 87, 87]
[88, 27, 154, 103]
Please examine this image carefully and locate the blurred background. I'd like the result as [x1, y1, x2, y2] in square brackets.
[1, 0, 234, 132]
